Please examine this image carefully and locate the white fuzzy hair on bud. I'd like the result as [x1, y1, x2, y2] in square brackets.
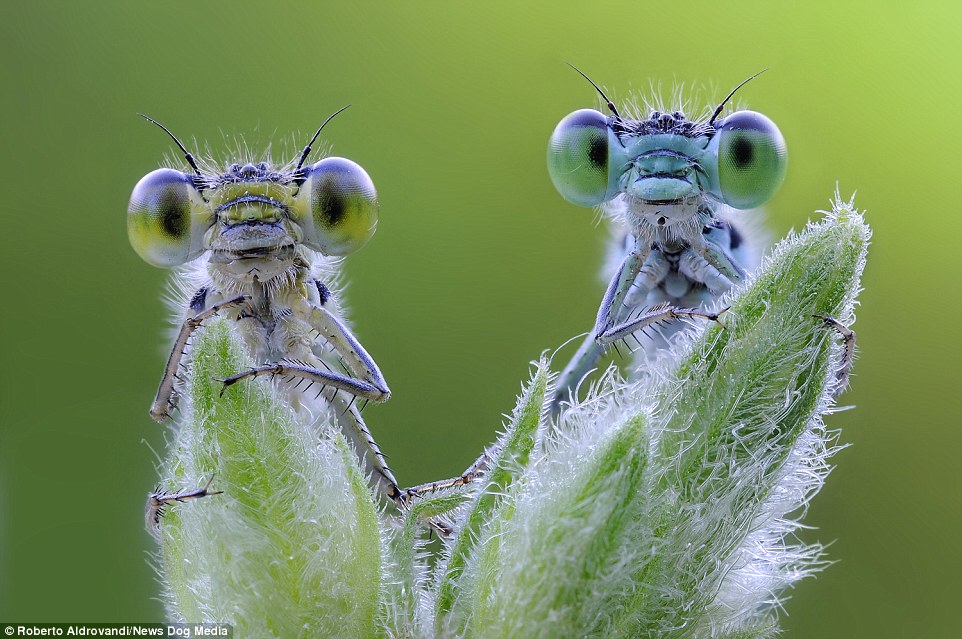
[153, 195, 868, 639]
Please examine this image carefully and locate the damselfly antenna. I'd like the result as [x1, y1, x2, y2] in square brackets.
[138, 114, 202, 176]
[707, 69, 767, 126]
[567, 63, 621, 119]
[295, 104, 352, 171]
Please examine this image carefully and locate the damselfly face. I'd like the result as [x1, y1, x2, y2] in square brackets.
[128, 153, 378, 281]
[547, 98, 786, 237]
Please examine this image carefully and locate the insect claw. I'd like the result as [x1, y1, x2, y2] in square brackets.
[214, 378, 232, 397]
[697, 311, 723, 327]
[202, 476, 224, 498]
[712, 305, 732, 328]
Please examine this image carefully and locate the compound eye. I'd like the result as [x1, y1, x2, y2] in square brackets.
[296, 157, 378, 256]
[714, 110, 787, 209]
[127, 168, 207, 267]
[547, 109, 623, 207]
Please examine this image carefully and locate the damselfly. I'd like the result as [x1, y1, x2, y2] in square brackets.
[128, 108, 406, 524]
[401, 72, 790, 499]
[547, 69, 788, 412]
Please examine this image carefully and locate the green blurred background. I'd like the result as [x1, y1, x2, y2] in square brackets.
[1, 2, 959, 635]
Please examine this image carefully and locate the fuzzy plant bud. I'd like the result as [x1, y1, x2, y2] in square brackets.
[437, 195, 869, 638]
[151, 194, 869, 639]
[154, 319, 382, 638]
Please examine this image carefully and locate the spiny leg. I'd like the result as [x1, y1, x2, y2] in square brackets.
[678, 249, 734, 295]
[330, 399, 454, 536]
[814, 314, 856, 399]
[150, 294, 250, 422]
[220, 296, 390, 403]
[146, 474, 222, 535]
[597, 305, 728, 345]
[590, 238, 742, 366]
[397, 448, 496, 536]
[327, 389, 404, 504]
[297, 296, 391, 400]
[401, 448, 494, 503]
[550, 247, 662, 413]
[218, 360, 387, 402]
[690, 233, 748, 282]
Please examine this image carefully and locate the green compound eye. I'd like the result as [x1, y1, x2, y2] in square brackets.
[127, 168, 208, 267]
[547, 109, 624, 207]
[713, 110, 787, 209]
[295, 157, 378, 256]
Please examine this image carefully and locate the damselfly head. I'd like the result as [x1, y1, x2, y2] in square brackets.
[547, 70, 787, 224]
[128, 113, 379, 271]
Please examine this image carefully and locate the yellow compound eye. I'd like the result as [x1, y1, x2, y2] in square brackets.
[295, 157, 378, 256]
[713, 110, 787, 209]
[127, 168, 208, 267]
